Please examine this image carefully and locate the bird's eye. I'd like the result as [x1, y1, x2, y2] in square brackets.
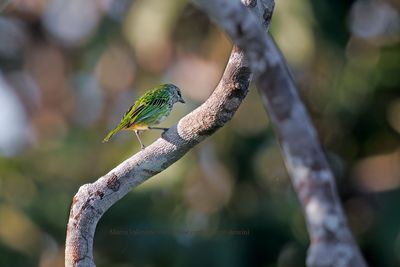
[177, 91, 181, 97]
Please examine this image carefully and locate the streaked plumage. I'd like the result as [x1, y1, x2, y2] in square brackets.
[103, 84, 185, 148]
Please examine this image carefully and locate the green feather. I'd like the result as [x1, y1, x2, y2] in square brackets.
[102, 84, 183, 143]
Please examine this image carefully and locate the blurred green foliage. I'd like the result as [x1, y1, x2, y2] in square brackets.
[0, 0, 399, 266]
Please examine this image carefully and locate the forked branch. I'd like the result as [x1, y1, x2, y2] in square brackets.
[66, 0, 367, 266]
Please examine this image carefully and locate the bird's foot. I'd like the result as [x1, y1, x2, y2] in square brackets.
[161, 128, 169, 138]
[149, 126, 169, 132]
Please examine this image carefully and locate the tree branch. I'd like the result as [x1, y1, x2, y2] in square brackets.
[65, 48, 254, 267]
[194, 0, 368, 266]
[257, 35, 368, 267]
[193, 0, 273, 76]
[66, 0, 367, 266]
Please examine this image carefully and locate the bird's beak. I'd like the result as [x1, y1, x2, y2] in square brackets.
[179, 98, 185, 104]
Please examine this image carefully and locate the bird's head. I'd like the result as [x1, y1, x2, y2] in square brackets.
[165, 84, 185, 104]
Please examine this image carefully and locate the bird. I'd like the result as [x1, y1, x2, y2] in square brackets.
[102, 84, 185, 149]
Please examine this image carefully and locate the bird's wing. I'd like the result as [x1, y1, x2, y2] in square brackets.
[103, 87, 170, 142]
[130, 92, 170, 125]
[118, 89, 169, 127]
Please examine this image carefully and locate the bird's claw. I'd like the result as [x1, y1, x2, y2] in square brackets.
[161, 128, 169, 138]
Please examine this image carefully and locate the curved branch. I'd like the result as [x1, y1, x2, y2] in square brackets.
[194, 0, 368, 266]
[65, 48, 253, 266]
[65, 1, 275, 266]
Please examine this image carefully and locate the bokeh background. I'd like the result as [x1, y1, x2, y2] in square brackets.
[0, 0, 399, 266]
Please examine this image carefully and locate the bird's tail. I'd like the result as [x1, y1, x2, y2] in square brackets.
[102, 128, 120, 143]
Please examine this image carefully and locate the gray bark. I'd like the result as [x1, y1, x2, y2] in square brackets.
[258, 36, 368, 267]
[194, 0, 368, 266]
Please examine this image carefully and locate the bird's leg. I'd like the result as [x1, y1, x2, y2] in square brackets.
[148, 126, 169, 133]
[134, 130, 146, 150]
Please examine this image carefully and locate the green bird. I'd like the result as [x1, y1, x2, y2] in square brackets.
[103, 84, 185, 149]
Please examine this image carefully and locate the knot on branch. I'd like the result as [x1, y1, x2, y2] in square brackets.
[233, 66, 252, 90]
[106, 173, 121, 192]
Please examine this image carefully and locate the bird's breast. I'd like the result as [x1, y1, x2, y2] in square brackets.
[126, 123, 149, 131]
